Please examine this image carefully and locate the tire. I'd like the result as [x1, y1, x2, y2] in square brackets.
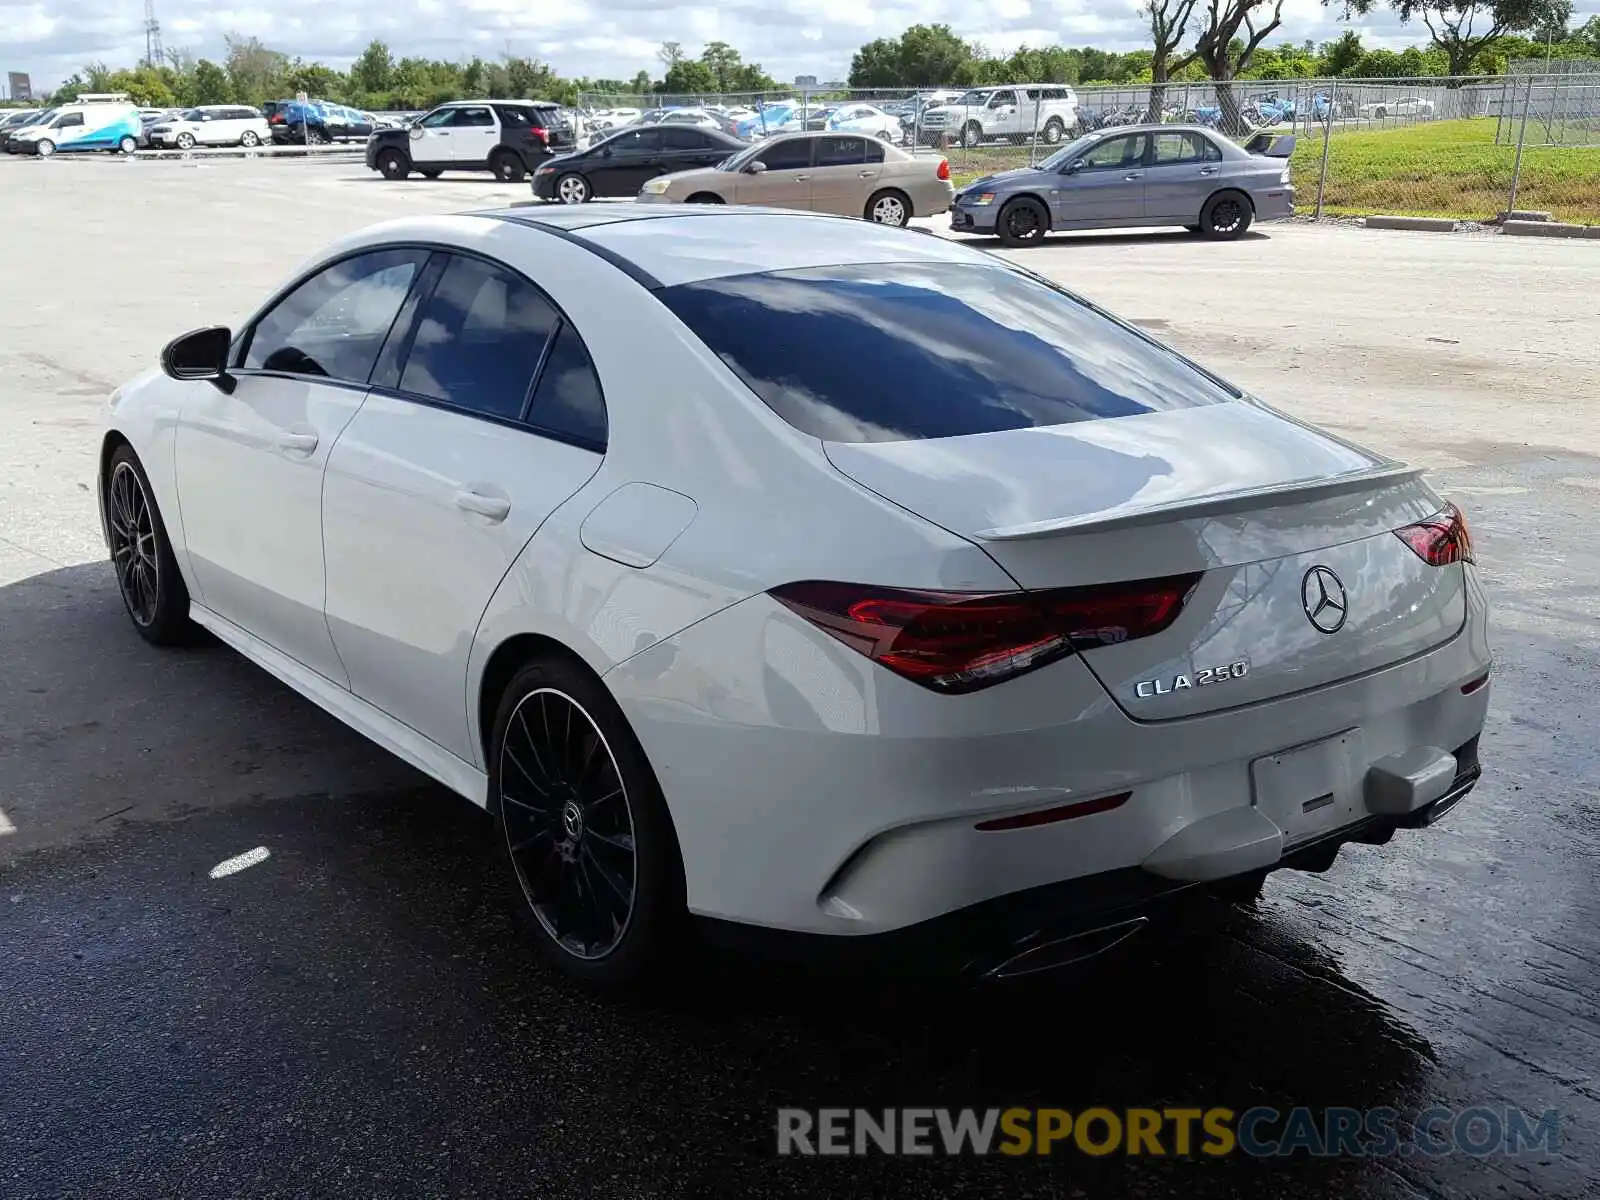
[865, 188, 911, 227]
[685, 192, 724, 204]
[105, 445, 194, 646]
[1199, 190, 1253, 240]
[996, 196, 1049, 247]
[489, 656, 686, 986]
[878, 128, 896, 143]
[118, 136, 137, 155]
[554, 172, 590, 204]
[1041, 117, 1065, 144]
[240, 130, 259, 148]
[492, 151, 526, 183]
[175, 132, 195, 150]
[35, 139, 55, 158]
[376, 149, 409, 181]
[1373, 107, 1386, 120]
[960, 121, 984, 149]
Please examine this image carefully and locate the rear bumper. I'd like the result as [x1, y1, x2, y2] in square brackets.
[608, 575, 1492, 940]
[1256, 184, 1296, 220]
[702, 744, 1483, 979]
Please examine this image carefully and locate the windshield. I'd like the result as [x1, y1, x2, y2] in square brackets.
[1037, 132, 1103, 171]
[24, 108, 58, 127]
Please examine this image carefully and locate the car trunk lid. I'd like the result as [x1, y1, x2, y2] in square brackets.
[824, 402, 1466, 719]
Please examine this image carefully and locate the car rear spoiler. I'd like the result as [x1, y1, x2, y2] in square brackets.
[973, 463, 1423, 541]
[1244, 132, 1296, 158]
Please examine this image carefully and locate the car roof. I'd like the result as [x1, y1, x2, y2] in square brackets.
[470, 204, 992, 289]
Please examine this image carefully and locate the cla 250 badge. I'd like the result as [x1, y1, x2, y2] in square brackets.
[1135, 661, 1250, 699]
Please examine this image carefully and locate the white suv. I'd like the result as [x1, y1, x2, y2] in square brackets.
[919, 85, 1080, 149]
[148, 105, 271, 149]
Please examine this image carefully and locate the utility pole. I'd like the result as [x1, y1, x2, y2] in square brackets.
[143, 0, 164, 69]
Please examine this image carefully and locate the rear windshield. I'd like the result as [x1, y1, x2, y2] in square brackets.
[655, 262, 1238, 442]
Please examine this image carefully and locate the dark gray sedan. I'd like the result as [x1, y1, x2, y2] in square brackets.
[949, 124, 1296, 246]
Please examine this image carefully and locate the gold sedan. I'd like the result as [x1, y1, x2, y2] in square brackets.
[637, 131, 954, 226]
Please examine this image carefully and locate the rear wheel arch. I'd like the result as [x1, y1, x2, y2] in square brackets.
[477, 633, 609, 786]
[1205, 186, 1255, 214]
[684, 191, 725, 204]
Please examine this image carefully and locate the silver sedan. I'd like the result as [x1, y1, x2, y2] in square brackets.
[949, 124, 1296, 246]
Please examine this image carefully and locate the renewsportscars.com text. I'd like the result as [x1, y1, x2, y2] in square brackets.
[776, 1106, 1562, 1158]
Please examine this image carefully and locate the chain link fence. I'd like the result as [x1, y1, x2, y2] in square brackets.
[578, 68, 1600, 224]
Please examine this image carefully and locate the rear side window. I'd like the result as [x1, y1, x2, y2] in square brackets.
[816, 136, 866, 166]
[662, 127, 708, 150]
[399, 254, 560, 420]
[526, 324, 607, 448]
[656, 263, 1236, 443]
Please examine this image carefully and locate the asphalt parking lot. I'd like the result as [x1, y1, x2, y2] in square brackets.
[2, 155, 1598, 1199]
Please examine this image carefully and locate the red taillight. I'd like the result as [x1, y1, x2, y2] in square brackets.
[769, 573, 1200, 694]
[1395, 502, 1473, 566]
[975, 791, 1131, 832]
[269, 114, 284, 124]
[936, 157, 950, 181]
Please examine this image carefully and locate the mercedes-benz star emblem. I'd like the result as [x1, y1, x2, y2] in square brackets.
[1301, 566, 1348, 634]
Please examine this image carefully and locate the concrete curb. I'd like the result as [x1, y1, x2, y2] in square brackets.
[1364, 215, 1457, 232]
[1501, 219, 1599, 239]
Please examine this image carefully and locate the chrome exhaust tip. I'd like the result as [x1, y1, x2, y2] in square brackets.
[982, 917, 1149, 980]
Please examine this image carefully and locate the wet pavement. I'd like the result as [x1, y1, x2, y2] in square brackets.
[2, 455, 1597, 1200]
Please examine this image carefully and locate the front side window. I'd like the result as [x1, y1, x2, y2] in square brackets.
[398, 254, 560, 421]
[55, 113, 84, 128]
[989, 90, 1017, 108]
[756, 138, 810, 171]
[420, 108, 457, 129]
[657, 262, 1236, 443]
[610, 128, 663, 152]
[243, 249, 423, 383]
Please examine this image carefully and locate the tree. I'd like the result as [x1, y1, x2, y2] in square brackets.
[1190, 0, 1286, 133]
[657, 41, 685, 71]
[1320, 30, 1366, 73]
[349, 40, 394, 96]
[897, 24, 978, 86]
[105, 65, 176, 107]
[1334, 0, 1571, 76]
[1141, 0, 1200, 120]
[661, 59, 717, 94]
[191, 59, 232, 104]
[849, 38, 904, 87]
[224, 34, 288, 106]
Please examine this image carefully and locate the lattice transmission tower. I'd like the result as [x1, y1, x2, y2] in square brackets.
[143, 0, 164, 68]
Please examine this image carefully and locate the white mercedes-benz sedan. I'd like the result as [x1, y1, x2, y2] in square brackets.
[100, 204, 1491, 984]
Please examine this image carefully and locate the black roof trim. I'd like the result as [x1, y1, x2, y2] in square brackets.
[481, 212, 665, 291]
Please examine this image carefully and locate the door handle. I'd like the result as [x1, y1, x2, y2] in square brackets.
[1124, 171, 1143, 180]
[453, 489, 510, 521]
[858, 170, 874, 177]
[794, 174, 810, 181]
[276, 431, 318, 453]
[1199, 166, 1219, 175]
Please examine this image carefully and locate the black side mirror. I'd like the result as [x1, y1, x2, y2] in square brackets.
[1062, 159, 1082, 175]
[744, 160, 767, 175]
[161, 326, 235, 393]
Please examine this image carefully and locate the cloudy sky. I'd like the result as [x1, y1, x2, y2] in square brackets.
[3, 0, 1595, 91]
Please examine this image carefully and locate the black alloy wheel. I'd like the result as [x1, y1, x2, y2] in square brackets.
[491, 658, 684, 984]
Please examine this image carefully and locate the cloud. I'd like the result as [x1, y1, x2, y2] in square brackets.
[4, 0, 1596, 92]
